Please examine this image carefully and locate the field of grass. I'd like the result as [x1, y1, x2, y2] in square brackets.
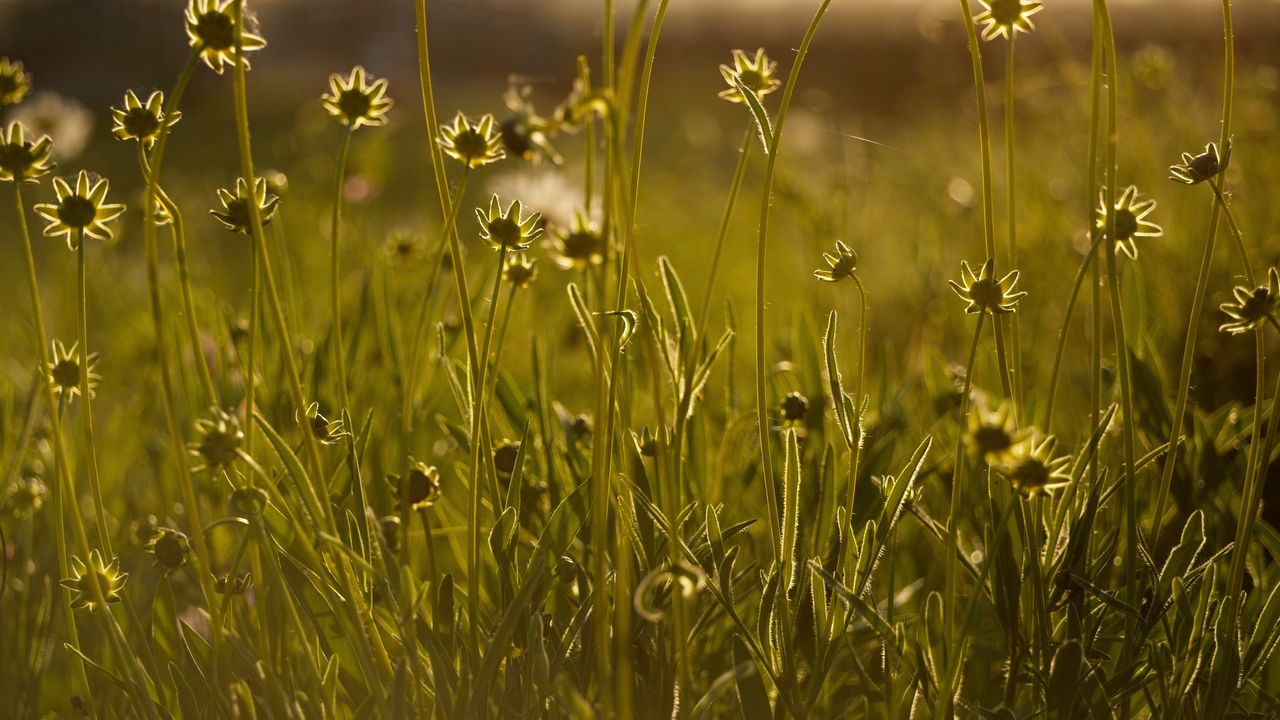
[3, 0, 1280, 717]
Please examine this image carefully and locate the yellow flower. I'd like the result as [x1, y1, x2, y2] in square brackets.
[60, 550, 128, 612]
[503, 254, 538, 288]
[321, 66, 392, 129]
[110, 90, 181, 148]
[439, 112, 505, 169]
[0, 57, 32, 106]
[948, 258, 1026, 315]
[185, 0, 267, 74]
[1095, 185, 1162, 260]
[814, 240, 858, 283]
[146, 528, 191, 572]
[33, 171, 126, 249]
[47, 339, 100, 403]
[997, 434, 1071, 498]
[964, 400, 1027, 465]
[1219, 268, 1280, 336]
[974, 0, 1044, 41]
[0, 122, 55, 183]
[190, 407, 244, 472]
[550, 209, 606, 270]
[476, 194, 543, 252]
[719, 48, 781, 104]
[1169, 139, 1231, 185]
[210, 177, 279, 234]
[388, 460, 442, 510]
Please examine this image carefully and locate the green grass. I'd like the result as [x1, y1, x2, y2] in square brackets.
[3, 0, 1280, 717]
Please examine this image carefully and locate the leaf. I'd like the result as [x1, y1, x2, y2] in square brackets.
[566, 282, 600, 363]
[735, 77, 774, 154]
[781, 429, 803, 589]
[823, 311, 855, 449]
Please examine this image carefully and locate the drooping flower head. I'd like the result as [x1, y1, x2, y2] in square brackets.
[439, 113, 505, 169]
[494, 440, 521, 478]
[779, 391, 809, 427]
[34, 171, 126, 249]
[1095, 185, 1162, 260]
[185, 0, 267, 73]
[0, 122, 54, 183]
[974, 0, 1044, 41]
[1219, 268, 1280, 336]
[210, 177, 279, 234]
[321, 66, 392, 130]
[949, 258, 1026, 315]
[190, 407, 244, 472]
[302, 402, 348, 445]
[1169, 139, 1231, 185]
[500, 81, 560, 164]
[60, 550, 128, 612]
[110, 90, 181, 148]
[550, 209, 606, 270]
[48, 339, 100, 403]
[718, 49, 781, 104]
[997, 434, 1071, 498]
[146, 528, 191, 573]
[476, 195, 543, 252]
[814, 240, 858, 283]
[0, 58, 32, 106]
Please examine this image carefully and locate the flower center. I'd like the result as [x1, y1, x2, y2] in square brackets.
[153, 535, 187, 568]
[57, 196, 98, 230]
[564, 230, 603, 260]
[0, 141, 36, 176]
[500, 118, 533, 157]
[124, 108, 161, 139]
[486, 217, 522, 248]
[453, 129, 488, 160]
[52, 359, 81, 389]
[407, 467, 440, 506]
[198, 429, 241, 469]
[338, 89, 372, 120]
[972, 426, 1012, 456]
[969, 277, 1002, 310]
[1113, 208, 1138, 240]
[738, 68, 766, 93]
[1188, 152, 1219, 179]
[989, 0, 1025, 24]
[195, 11, 236, 51]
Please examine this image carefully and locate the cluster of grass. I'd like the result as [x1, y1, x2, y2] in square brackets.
[2, 0, 1279, 717]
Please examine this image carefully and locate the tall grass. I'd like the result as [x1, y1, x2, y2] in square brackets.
[2, 0, 1279, 717]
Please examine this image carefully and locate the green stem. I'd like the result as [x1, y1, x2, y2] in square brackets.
[846, 274, 869, 522]
[1005, 34, 1024, 414]
[75, 230, 109, 555]
[1041, 235, 1104, 430]
[1208, 178, 1254, 284]
[693, 129, 752, 344]
[330, 128, 354, 410]
[945, 313, 985, 656]
[12, 182, 92, 698]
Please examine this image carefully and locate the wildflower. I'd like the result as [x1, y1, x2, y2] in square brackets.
[185, 0, 267, 74]
[302, 402, 348, 445]
[214, 572, 252, 595]
[110, 90, 181, 148]
[210, 177, 279, 234]
[321, 66, 392, 129]
[439, 113, 505, 169]
[476, 195, 543, 251]
[500, 81, 560, 163]
[380, 515, 401, 552]
[33, 171, 125, 249]
[0, 122, 54, 182]
[718, 49, 781, 104]
[965, 401, 1026, 464]
[4, 474, 46, 518]
[503, 254, 538, 288]
[8, 92, 93, 162]
[0, 58, 32, 106]
[1219, 268, 1280, 335]
[949, 259, 1026, 315]
[191, 407, 244, 472]
[550, 209, 606, 270]
[813, 240, 858, 283]
[997, 434, 1071, 497]
[1095, 185, 1162, 260]
[555, 555, 579, 583]
[974, 0, 1044, 41]
[383, 230, 423, 265]
[780, 392, 809, 425]
[46, 339, 99, 403]
[146, 528, 191, 572]
[60, 550, 128, 612]
[1169, 139, 1231, 185]
[494, 441, 521, 477]
[389, 460, 442, 510]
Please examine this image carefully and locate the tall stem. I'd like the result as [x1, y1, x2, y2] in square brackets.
[330, 128, 354, 410]
[693, 129, 752, 344]
[1004, 34, 1024, 413]
[75, 231, 109, 555]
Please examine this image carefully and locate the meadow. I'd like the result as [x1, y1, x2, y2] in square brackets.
[2, 0, 1280, 716]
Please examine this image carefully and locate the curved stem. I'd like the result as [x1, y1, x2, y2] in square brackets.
[75, 230, 109, 555]
[330, 128, 354, 410]
[1041, 234, 1104, 430]
[694, 129, 752, 345]
[945, 313, 985, 657]
[1209, 178, 1254, 285]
